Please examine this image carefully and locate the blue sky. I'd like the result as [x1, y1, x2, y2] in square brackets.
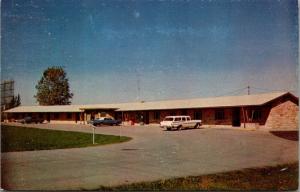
[1, 0, 298, 105]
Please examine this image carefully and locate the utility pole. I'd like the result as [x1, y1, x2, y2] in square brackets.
[135, 69, 141, 101]
[247, 85, 250, 95]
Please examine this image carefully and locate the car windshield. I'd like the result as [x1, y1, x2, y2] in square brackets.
[164, 117, 174, 121]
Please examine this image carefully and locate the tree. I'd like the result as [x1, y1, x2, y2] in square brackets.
[8, 94, 21, 109]
[35, 66, 73, 105]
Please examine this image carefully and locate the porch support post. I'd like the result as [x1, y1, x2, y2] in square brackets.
[242, 107, 246, 128]
[84, 112, 87, 125]
[122, 111, 124, 125]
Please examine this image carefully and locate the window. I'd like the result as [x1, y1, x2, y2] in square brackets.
[154, 111, 160, 120]
[67, 113, 72, 119]
[175, 117, 182, 121]
[54, 113, 60, 119]
[170, 111, 176, 116]
[252, 109, 262, 121]
[39, 113, 44, 118]
[194, 111, 202, 120]
[215, 109, 225, 120]
[181, 110, 187, 115]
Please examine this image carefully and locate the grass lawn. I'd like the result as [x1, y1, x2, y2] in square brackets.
[98, 163, 298, 191]
[1, 125, 131, 152]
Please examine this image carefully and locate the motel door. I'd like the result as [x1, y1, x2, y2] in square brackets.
[232, 108, 241, 127]
[144, 111, 149, 124]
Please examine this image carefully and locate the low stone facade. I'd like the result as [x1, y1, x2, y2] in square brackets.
[264, 100, 298, 130]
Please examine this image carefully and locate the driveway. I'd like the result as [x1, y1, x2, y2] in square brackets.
[1, 123, 298, 190]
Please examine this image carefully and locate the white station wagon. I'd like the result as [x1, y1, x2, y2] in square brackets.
[160, 115, 202, 131]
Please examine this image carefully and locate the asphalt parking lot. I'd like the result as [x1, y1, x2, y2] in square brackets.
[1, 123, 298, 190]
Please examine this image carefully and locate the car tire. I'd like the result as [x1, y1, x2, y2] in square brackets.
[177, 125, 182, 131]
[167, 127, 171, 131]
[194, 123, 200, 129]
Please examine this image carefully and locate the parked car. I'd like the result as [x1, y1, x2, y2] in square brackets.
[92, 118, 122, 126]
[160, 115, 202, 131]
[87, 117, 104, 124]
[19, 116, 44, 124]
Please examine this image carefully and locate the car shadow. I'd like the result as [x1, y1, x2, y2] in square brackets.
[269, 131, 298, 141]
[163, 127, 204, 131]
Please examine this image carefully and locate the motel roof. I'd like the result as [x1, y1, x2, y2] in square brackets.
[113, 91, 297, 111]
[3, 105, 85, 113]
[4, 91, 297, 113]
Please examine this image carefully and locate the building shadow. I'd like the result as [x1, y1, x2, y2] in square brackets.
[269, 131, 298, 141]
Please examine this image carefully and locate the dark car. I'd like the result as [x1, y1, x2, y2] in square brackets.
[20, 116, 44, 124]
[92, 118, 121, 126]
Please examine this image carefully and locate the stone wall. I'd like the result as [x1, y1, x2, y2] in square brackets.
[264, 100, 298, 130]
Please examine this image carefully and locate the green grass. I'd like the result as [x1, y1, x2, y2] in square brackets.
[98, 163, 298, 191]
[1, 125, 131, 152]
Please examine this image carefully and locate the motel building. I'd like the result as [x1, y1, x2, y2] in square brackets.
[3, 92, 299, 130]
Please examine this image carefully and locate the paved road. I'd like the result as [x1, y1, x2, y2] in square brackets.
[1, 123, 298, 190]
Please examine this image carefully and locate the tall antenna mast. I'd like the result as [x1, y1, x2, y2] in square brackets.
[135, 69, 141, 101]
[247, 85, 250, 95]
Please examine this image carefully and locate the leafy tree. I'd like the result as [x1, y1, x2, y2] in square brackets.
[8, 94, 21, 109]
[35, 66, 73, 105]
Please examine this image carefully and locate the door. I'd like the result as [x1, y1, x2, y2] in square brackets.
[47, 113, 51, 122]
[232, 108, 241, 127]
[144, 111, 149, 124]
[75, 113, 80, 123]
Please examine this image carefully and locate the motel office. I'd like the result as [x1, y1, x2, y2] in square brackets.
[4, 92, 299, 130]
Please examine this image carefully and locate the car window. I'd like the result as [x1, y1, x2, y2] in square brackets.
[164, 117, 174, 121]
[187, 117, 191, 121]
[175, 117, 181, 121]
[182, 117, 187, 121]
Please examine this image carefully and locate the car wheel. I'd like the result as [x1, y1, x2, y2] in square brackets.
[177, 125, 182, 131]
[167, 127, 171, 131]
[194, 123, 200, 129]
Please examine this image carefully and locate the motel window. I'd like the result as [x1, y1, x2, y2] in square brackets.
[194, 111, 202, 120]
[252, 110, 262, 121]
[39, 113, 44, 119]
[215, 109, 225, 120]
[170, 111, 176, 116]
[67, 113, 72, 119]
[154, 111, 160, 120]
[181, 110, 187, 115]
[54, 113, 60, 119]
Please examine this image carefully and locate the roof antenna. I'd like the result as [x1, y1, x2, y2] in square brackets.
[247, 85, 250, 95]
[135, 69, 141, 101]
